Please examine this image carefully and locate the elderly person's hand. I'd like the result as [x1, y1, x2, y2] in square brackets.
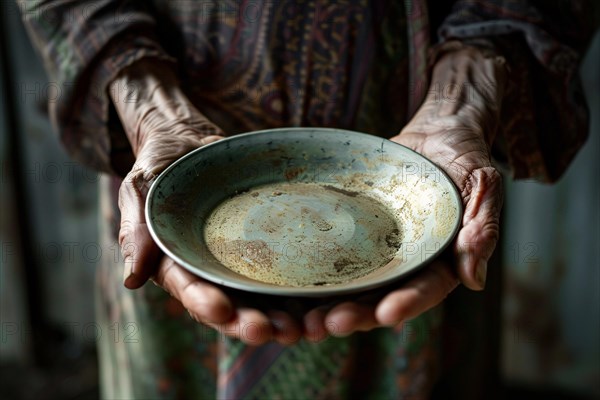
[110, 60, 301, 345]
[305, 45, 507, 338]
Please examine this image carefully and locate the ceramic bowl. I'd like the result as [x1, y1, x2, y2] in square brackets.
[146, 128, 462, 296]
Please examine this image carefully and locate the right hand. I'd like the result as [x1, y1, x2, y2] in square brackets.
[110, 60, 302, 345]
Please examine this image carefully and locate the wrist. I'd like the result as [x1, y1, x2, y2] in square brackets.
[426, 42, 508, 145]
[429, 41, 508, 97]
[109, 59, 225, 164]
[109, 58, 180, 112]
[109, 59, 189, 155]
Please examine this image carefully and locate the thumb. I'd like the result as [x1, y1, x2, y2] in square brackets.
[118, 167, 162, 289]
[454, 167, 503, 290]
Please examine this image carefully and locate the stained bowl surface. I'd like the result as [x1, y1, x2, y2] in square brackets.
[146, 128, 462, 296]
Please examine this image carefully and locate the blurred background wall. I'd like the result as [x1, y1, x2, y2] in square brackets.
[499, 30, 600, 398]
[1, 1, 99, 397]
[1, 1, 598, 399]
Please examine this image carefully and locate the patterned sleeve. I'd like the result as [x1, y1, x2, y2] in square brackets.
[19, 0, 176, 174]
[436, 0, 596, 182]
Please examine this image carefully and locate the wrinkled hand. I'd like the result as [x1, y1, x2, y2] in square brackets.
[306, 45, 507, 338]
[111, 60, 301, 345]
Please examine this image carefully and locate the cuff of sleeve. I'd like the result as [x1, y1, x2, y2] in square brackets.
[428, 39, 509, 77]
[57, 32, 177, 176]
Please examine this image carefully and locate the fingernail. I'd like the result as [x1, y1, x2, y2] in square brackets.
[475, 259, 487, 289]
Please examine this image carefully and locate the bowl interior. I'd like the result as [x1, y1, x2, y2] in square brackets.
[146, 128, 462, 296]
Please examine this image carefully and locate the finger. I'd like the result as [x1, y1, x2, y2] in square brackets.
[153, 257, 233, 324]
[455, 167, 503, 290]
[207, 308, 273, 346]
[154, 257, 275, 345]
[375, 261, 459, 326]
[303, 307, 330, 343]
[119, 170, 161, 288]
[324, 302, 379, 337]
[268, 310, 302, 345]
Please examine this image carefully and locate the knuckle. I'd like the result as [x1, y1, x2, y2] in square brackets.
[180, 279, 203, 299]
[118, 219, 134, 248]
[154, 259, 176, 289]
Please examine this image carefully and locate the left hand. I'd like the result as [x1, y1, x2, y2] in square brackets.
[303, 44, 507, 339]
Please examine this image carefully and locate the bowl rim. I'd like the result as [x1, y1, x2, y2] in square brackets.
[145, 127, 463, 297]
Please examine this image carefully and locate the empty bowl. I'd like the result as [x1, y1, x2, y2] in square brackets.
[146, 127, 462, 296]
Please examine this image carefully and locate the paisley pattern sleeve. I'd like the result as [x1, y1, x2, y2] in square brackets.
[19, 0, 176, 174]
[436, 0, 596, 182]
